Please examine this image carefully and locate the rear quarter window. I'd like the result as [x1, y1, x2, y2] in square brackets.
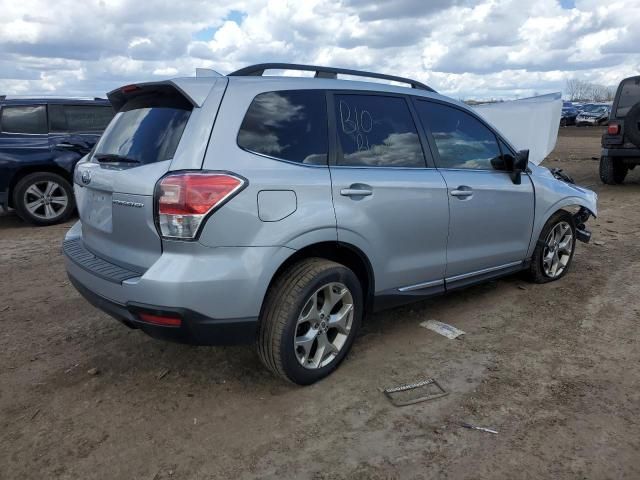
[0, 105, 47, 134]
[50, 105, 115, 133]
[237, 90, 328, 165]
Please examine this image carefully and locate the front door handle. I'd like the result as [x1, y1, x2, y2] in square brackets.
[450, 186, 473, 198]
[340, 186, 372, 197]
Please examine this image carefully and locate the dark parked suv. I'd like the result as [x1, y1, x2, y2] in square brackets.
[0, 97, 114, 224]
[600, 76, 640, 184]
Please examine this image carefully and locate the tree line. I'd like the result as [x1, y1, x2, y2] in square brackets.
[565, 79, 616, 102]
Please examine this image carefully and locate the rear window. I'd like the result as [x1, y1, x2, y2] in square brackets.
[237, 90, 328, 165]
[616, 78, 640, 117]
[49, 105, 114, 133]
[0, 105, 47, 134]
[93, 98, 191, 165]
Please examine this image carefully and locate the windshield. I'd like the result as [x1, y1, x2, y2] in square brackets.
[93, 106, 190, 165]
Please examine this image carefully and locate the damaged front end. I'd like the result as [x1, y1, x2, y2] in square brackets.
[550, 168, 574, 184]
[573, 207, 593, 244]
[527, 162, 597, 255]
[548, 169, 593, 243]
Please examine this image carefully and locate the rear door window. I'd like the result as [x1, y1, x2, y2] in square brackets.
[49, 105, 114, 133]
[0, 105, 47, 134]
[616, 78, 640, 117]
[415, 100, 502, 170]
[333, 94, 425, 168]
[93, 99, 191, 165]
[238, 90, 328, 165]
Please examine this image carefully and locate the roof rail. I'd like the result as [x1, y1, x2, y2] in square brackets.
[228, 63, 436, 92]
[0, 95, 106, 101]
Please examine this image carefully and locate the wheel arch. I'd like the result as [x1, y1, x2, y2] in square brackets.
[260, 241, 376, 318]
[8, 164, 73, 208]
[527, 199, 596, 258]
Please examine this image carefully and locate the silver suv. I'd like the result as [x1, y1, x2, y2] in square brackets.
[64, 63, 597, 385]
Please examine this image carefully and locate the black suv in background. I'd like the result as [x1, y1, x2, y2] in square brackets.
[600, 76, 640, 184]
[0, 97, 114, 225]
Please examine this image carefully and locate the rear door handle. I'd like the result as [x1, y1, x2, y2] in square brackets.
[340, 186, 372, 197]
[450, 186, 473, 198]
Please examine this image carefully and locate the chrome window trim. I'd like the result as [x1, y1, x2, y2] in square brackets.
[398, 279, 444, 292]
[237, 146, 329, 168]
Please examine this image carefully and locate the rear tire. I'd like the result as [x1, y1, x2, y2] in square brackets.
[527, 211, 576, 284]
[599, 156, 628, 185]
[257, 258, 363, 385]
[13, 172, 75, 226]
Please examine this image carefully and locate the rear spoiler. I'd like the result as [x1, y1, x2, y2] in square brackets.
[107, 77, 224, 112]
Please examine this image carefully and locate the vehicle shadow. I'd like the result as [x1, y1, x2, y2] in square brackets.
[76, 273, 525, 394]
[0, 210, 29, 230]
[0, 210, 78, 231]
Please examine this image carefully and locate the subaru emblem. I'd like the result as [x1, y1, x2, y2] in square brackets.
[81, 170, 91, 185]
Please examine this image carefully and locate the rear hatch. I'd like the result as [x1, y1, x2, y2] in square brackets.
[74, 79, 223, 271]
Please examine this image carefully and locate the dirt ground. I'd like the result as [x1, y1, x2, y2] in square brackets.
[1, 126, 639, 480]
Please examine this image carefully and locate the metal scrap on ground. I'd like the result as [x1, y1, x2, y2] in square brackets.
[460, 422, 499, 434]
[383, 378, 448, 407]
[420, 320, 466, 339]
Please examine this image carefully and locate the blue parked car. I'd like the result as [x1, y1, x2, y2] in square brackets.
[0, 97, 114, 225]
[560, 102, 579, 126]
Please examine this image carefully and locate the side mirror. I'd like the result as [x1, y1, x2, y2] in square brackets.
[510, 149, 529, 185]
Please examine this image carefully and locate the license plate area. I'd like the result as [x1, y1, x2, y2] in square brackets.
[77, 186, 112, 233]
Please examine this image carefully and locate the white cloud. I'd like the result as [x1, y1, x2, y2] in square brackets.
[152, 67, 179, 76]
[0, 0, 638, 100]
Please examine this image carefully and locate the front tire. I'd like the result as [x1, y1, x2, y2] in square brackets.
[13, 172, 75, 226]
[527, 211, 576, 284]
[258, 258, 363, 385]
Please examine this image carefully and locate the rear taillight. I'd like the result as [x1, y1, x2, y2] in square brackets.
[121, 84, 140, 94]
[156, 172, 245, 239]
[608, 122, 620, 135]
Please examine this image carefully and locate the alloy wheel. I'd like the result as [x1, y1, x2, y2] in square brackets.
[23, 180, 69, 220]
[294, 282, 354, 369]
[542, 221, 574, 278]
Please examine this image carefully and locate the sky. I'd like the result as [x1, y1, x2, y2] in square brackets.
[0, 0, 638, 100]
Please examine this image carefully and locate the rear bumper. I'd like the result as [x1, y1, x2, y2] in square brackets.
[602, 147, 640, 159]
[68, 274, 258, 345]
[63, 221, 295, 346]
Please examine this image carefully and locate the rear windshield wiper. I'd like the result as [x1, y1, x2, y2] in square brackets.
[94, 153, 142, 164]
